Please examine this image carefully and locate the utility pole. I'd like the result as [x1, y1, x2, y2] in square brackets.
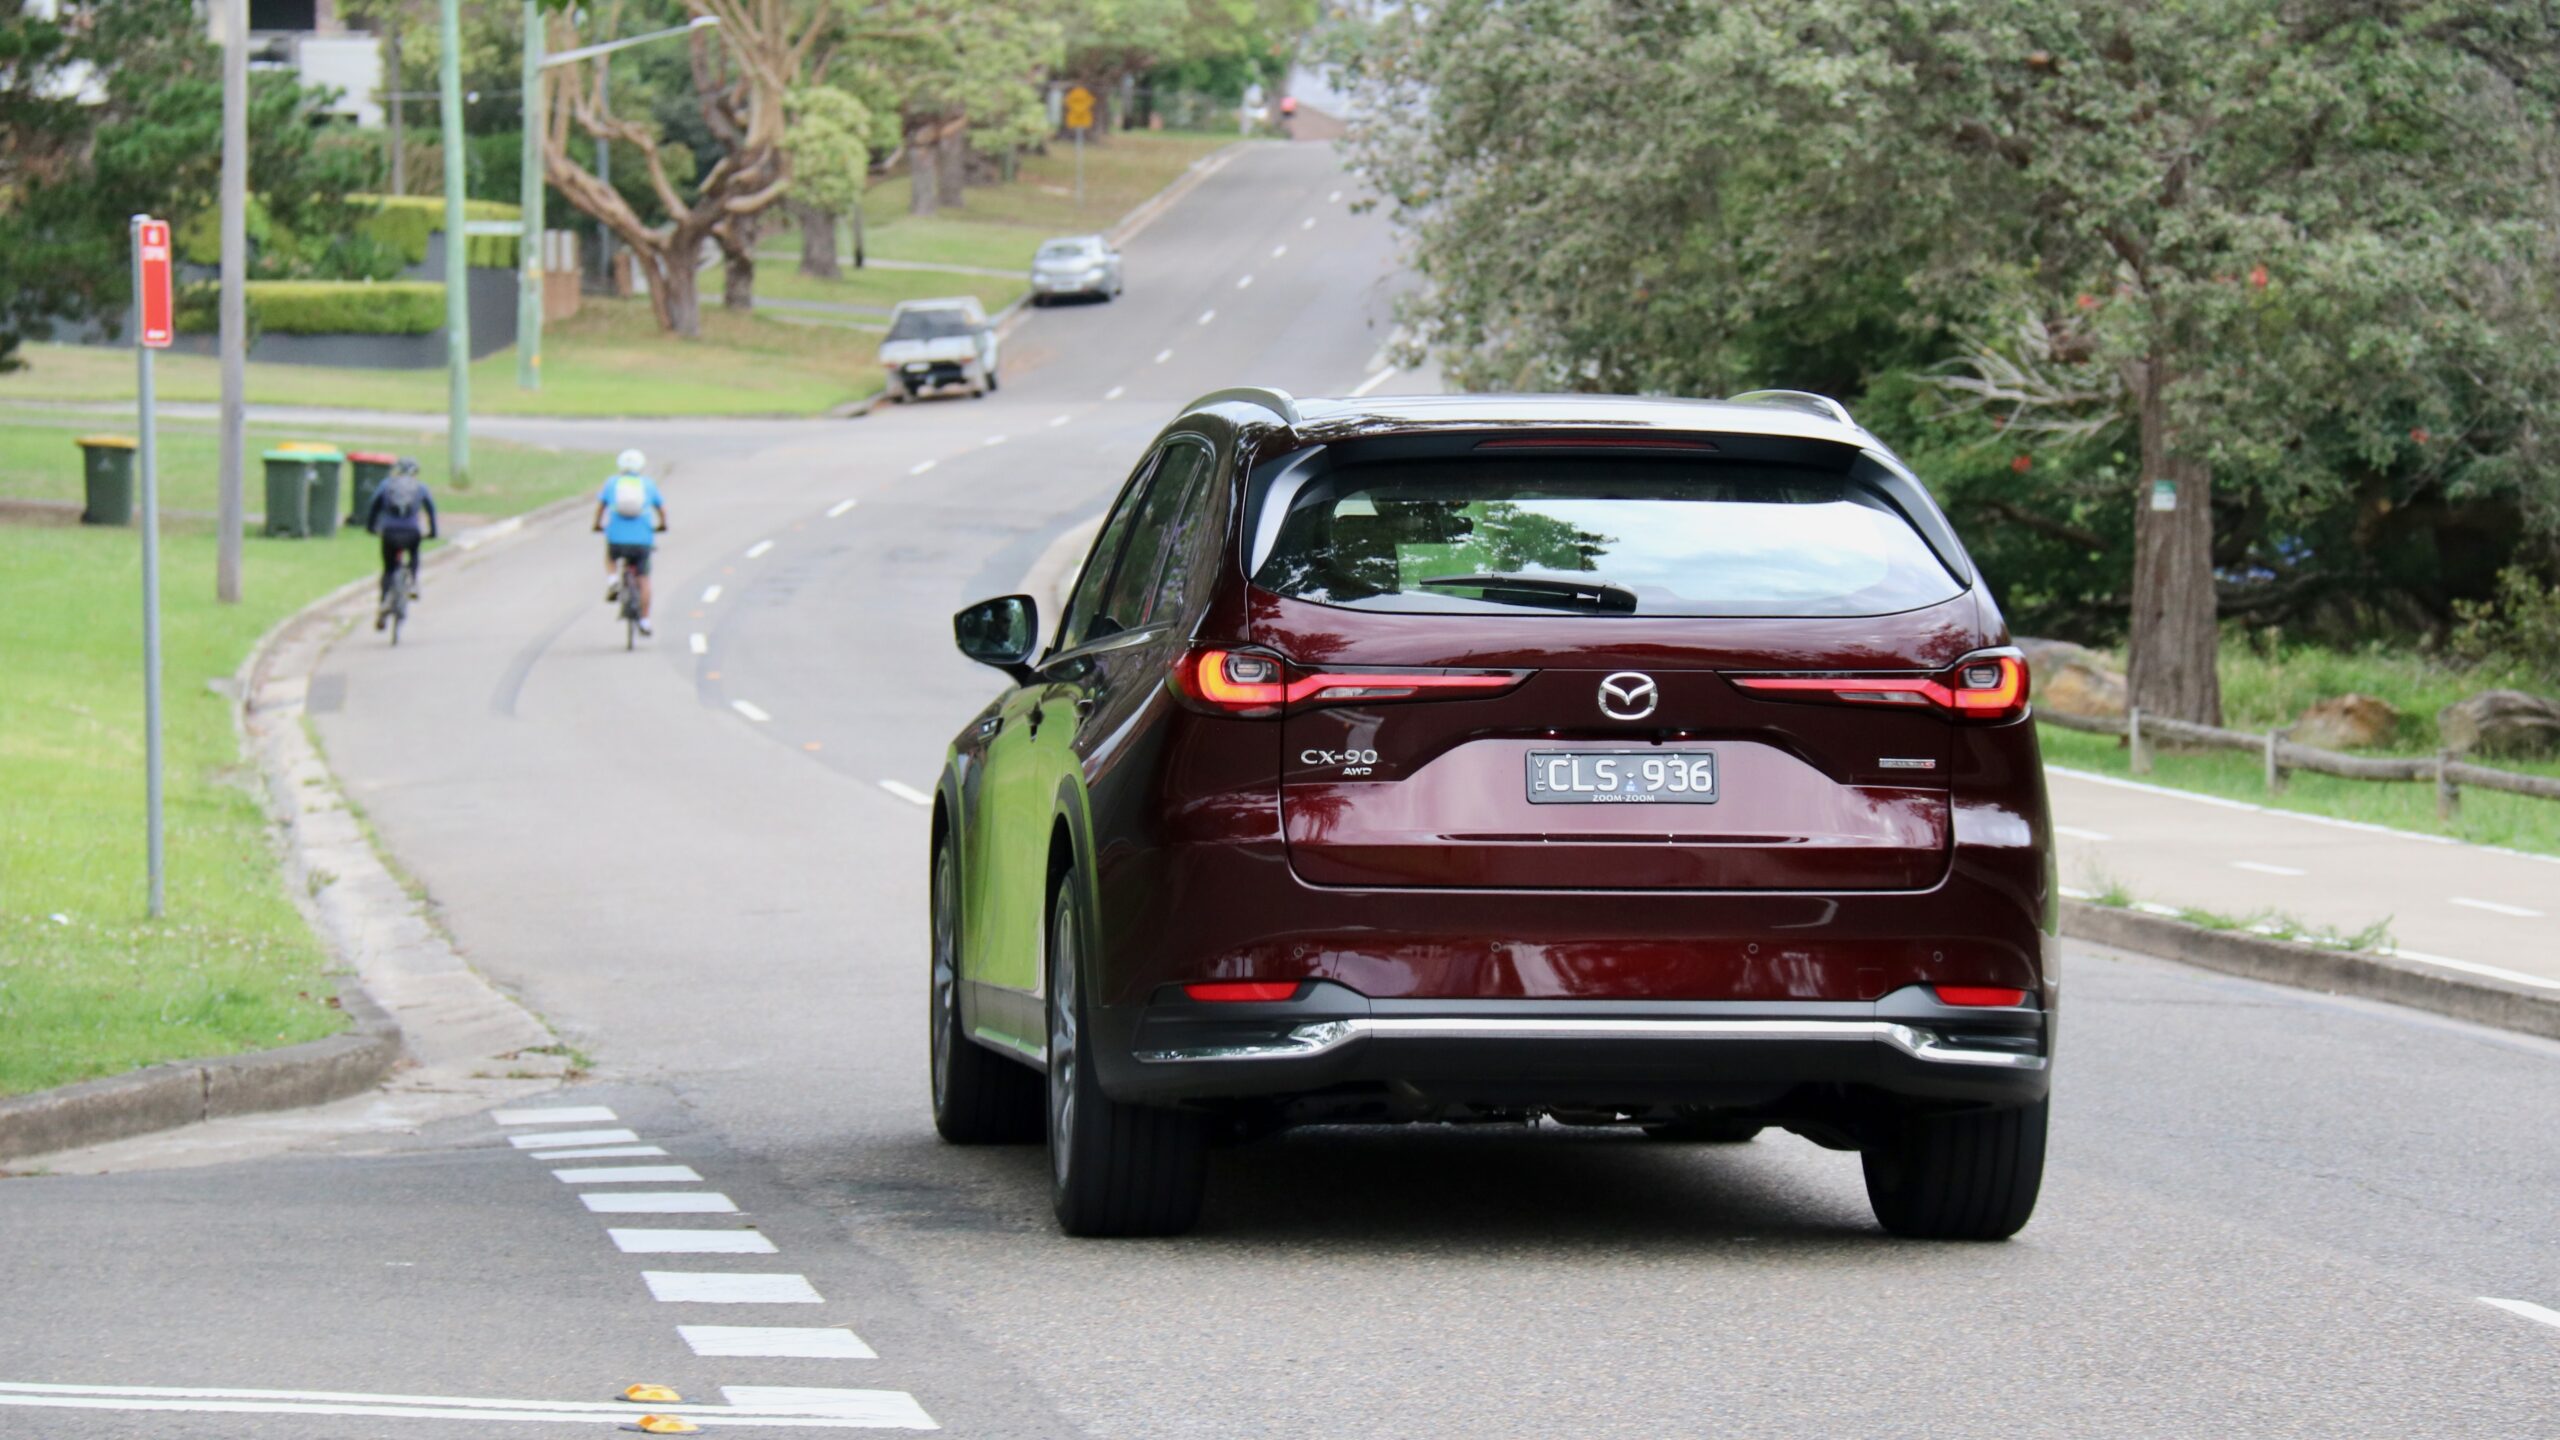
[216, 0, 246, 604]
[438, 0, 471, 482]
[594, 57, 612, 287]
[387, 30, 406, 195]
[517, 0, 544, 391]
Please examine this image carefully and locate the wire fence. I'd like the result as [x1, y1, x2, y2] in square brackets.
[2037, 707, 2560, 819]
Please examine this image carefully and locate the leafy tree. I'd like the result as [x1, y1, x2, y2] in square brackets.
[1065, 0, 1313, 131]
[781, 83, 887, 277]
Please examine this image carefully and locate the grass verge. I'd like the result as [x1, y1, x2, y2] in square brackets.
[754, 265, 1025, 316]
[4, 299, 885, 419]
[0, 433, 607, 1096]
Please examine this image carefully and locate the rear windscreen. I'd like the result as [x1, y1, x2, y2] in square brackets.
[1251, 459, 1964, 618]
[887, 310, 973, 341]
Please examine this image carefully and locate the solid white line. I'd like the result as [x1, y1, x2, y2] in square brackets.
[0, 1393, 915, 1428]
[609, 1229, 778, 1255]
[1235, 274, 1253, 290]
[982, 434, 1008, 447]
[491, 1106, 617, 1126]
[1349, 366, 1399, 398]
[1154, 348, 1173, 364]
[744, 540, 775, 559]
[553, 1165, 702, 1185]
[908, 459, 937, 476]
[2384, 948, 2560, 991]
[644, 1271, 823, 1305]
[732, 700, 772, 723]
[723, 1388, 935, 1429]
[2043, 764, 2560, 866]
[1270, 243, 1287, 258]
[2052, 825, 2111, 842]
[1197, 308, 1216, 325]
[2230, 861, 2307, 877]
[2451, 896, 2543, 918]
[680, 1326, 877, 1360]
[879, 780, 932, 807]
[2482, 1296, 2560, 1330]
[702, 584, 723, 604]
[508, 1129, 636, 1150]
[825, 498, 858, 518]
[582, 1192, 737, 1214]
[1327, 189, 1342, 203]
[689, 633, 708, 655]
[528, 1144, 666, 1160]
[1104, 384, 1126, 400]
[1048, 414, 1071, 428]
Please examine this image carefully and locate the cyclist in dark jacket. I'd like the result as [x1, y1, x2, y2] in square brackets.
[365, 457, 439, 630]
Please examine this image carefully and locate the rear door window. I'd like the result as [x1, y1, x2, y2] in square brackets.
[1251, 459, 1963, 618]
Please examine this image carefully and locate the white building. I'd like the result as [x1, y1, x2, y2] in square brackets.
[245, 0, 385, 128]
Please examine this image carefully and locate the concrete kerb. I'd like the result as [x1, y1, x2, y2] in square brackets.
[2062, 900, 2560, 1043]
[0, 498, 586, 1163]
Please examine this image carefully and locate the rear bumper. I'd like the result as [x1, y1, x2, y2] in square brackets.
[1094, 982, 2050, 1112]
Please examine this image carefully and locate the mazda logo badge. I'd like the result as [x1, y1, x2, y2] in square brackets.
[1598, 672, 1659, 721]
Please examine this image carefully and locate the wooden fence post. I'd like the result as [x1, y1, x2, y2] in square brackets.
[2264, 728, 2287, 794]
[2128, 707, 2149, 775]
[2436, 748, 2460, 822]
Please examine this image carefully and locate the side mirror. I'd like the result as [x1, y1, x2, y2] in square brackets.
[954, 594, 1039, 682]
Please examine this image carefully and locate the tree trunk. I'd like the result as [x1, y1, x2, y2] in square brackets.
[936, 124, 967, 210]
[795, 201, 839, 279]
[851, 193, 865, 268]
[649, 251, 702, 338]
[907, 124, 940, 214]
[722, 218, 757, 311]
[2126, 355, 2223, 725]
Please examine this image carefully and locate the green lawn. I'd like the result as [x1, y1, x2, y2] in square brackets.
[0, 432, 607, 1097]
[3, 299, 886, 419]
[755, 265, 1027, 315]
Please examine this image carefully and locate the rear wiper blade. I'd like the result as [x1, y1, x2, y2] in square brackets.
[1415, 572, 1638, 612]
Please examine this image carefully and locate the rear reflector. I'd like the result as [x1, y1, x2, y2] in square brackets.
[1184, 981, 1301, 1003]
[1934, 986, 2028, 1008]
[1731, 653, 2030, 723]
[1171, 647, 1527, 718]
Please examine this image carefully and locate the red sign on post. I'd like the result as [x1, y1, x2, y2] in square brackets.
[134, 217, 174, 349]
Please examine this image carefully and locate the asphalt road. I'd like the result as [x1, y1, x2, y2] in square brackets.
[6, 141, 2560, 1437]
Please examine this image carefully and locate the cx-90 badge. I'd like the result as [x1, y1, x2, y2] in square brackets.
[1598, 672, 1659, 721]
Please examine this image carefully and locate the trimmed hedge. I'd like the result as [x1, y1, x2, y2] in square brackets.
[353, 196, 522, 270]
[176, 281, 447, 337]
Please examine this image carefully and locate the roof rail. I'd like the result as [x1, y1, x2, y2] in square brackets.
[1185, 387, 1300, 425]
[1725, 389, 1856, 428]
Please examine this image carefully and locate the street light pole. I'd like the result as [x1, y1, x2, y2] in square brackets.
[216, 0, 246, 603]
[438, 0, 470, 482]
[517, 0, 544, 391]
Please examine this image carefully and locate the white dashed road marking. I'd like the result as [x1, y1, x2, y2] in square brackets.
[1198, 309, 1216, 325]
[1302, 216, 1316, 229]
[744, 540, 775, 559]
[1328, 189, 1343, 203]
[1104, 384, 1126, 400]
[528, 1144, 666, 1160]
[1048, 414, 1071, 428]
[507, 1129, 636, 1150]
[1349, 366, 1399, 398]
[982, 434, 1008, 447]
[1236, 274, 1253, 289]
[732, 700, 772, 723]
[909, 459, 937, 476]
[879, 780, 932, 807]
[644, 1272, 823, 1305]
[2482, 1297, 2560, 1330]
[702, 584, 723, 604]
[608, 1229, 779, 1255]
[2053, 825, 2111, 841]
[722, 1388, 936, 1428]
[582, 1192, 738, 1214]
[690, 633, 708, 655]
[492, 1106, 617, 1126]
[2451, 896, 2542, 918]
[2230, 861, 2307, 877]
[826, 498, 858, 518]
[680, 1326, 878, 1360]
[553, 1165, 704, 1185]
[1270, 243, 1287, 258]
[1154, 348, 1174, 364]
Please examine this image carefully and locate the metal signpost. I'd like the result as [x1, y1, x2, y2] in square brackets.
[518, 0, 545, 391]
[132, 216, 175, 918]
[438, 0, 471, 482]
[1065, 86, 1096, 208]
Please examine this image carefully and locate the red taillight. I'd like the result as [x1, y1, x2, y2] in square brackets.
[1172, 648, 1525, 718]
[1184, 981, 1301, 1002]
[1730, 653, 2029, 723]
[1935, 985, 2028, 1007]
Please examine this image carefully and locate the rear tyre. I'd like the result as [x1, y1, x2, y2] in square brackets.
[929, 843, 1043, 1144]
[1641, 1116, 1763, 1144]
[1047, 872, 1206, 1236]
[1861, 1099, 2047, 1240]
[986, 370, 999, 394]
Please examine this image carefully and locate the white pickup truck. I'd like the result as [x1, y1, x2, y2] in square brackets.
[880, 297, 1000, 401]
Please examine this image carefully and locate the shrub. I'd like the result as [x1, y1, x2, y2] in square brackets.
[346, 195, 522, 270]
[2452, 566, 2560, 686]
[176, 280, 446, 337]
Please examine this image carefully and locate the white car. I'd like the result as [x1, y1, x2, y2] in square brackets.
[880, 298, 1000, 400]
[1028, 235, 1125, 305]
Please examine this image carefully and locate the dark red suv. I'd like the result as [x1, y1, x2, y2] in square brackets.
[933, 389, 2054, 1239]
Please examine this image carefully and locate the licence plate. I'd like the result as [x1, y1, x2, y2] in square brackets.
[1526, 750, 1717, 804]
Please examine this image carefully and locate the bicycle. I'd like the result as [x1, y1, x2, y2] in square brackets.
[615, 554, 646, 650]
[378, 543, 419, 645]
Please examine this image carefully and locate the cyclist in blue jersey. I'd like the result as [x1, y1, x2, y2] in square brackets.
[594, 448, 668, 636]
[364, 457, 438, 630]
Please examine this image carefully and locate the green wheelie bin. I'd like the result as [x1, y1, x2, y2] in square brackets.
[76, 435, 137, 525]
[275, 443, 346, 538]
[346, 451, 398, 528]
[262, 449, 319, 537]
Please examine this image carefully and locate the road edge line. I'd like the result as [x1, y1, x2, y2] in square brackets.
[2063, 899, 2560, 1043]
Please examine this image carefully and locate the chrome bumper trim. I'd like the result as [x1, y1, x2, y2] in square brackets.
[1133, 1017, 2045, 1070]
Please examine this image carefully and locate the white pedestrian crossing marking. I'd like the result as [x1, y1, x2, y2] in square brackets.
[679, 1326, 877, 1360]
[608, 1229, 778, 1255]
[581, 1192, 737, 1214]
[508, 1129, 636, 1149]
[526, 1144, 666, 1160]
[721, 1387, 936, 1429]
[491, 1106, 617, 1125]
[552, 1165, 702, 1185]
[643, 1271, 822, 1304]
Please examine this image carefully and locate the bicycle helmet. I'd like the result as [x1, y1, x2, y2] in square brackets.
[617, 448, 647, 475]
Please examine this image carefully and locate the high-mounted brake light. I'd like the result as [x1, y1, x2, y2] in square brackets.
[1184, 981, 1302, 1003]
[1472, 436, 1719, 452]
[1171, 647, 1526, 718]
[1934, 986, 2029, 1008]
[1729, 653, 2029, 723]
